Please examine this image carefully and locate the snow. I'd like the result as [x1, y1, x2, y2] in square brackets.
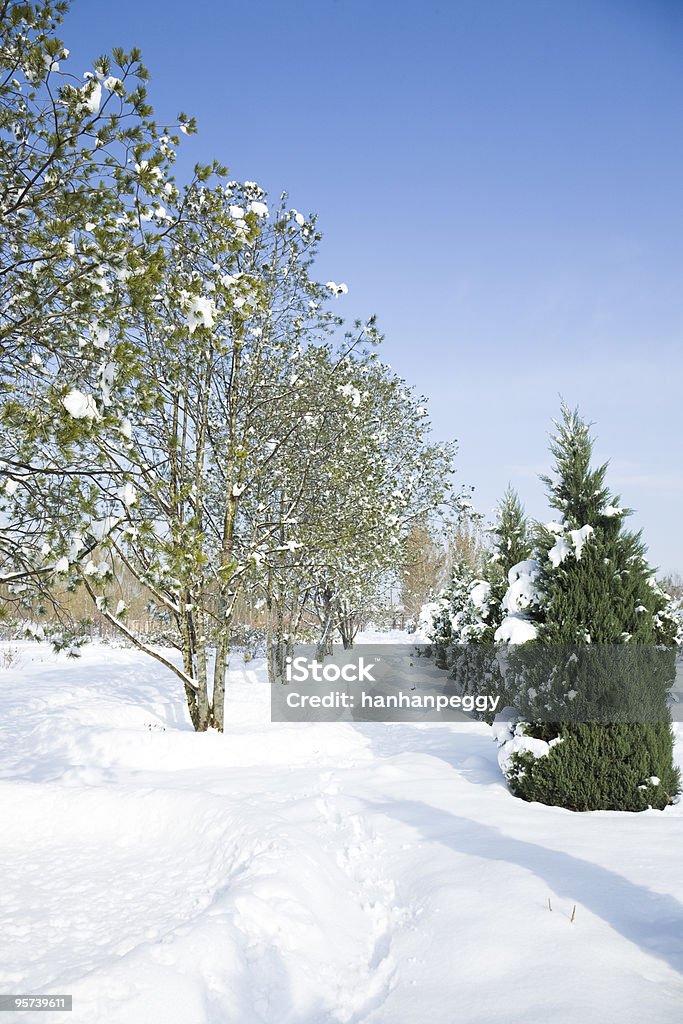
[545, 520, 565, 534]
[501, 560, 540, 614]
[184, 295, 217, 334]
[0, 637, 682, 1023]
[492, 711, 560, 774]
[62, 390, 98, 421]
[80, 78, 102, 113]
[415, 599, 448, 642]
[546, 525, 594, 568]
[90, 324, 109, 349]
[338, 382, 361, 407]
[21, 621, 45, 639]
[102, 76, 123, 93]
[492, 562, 541, 643]
[494, 614, 538, 645]
[98, 360, 117, 406]
[569, 524, 594, 560]
[326, 281, 349, 296]
[548, 534, 572, 568]
[117, 483, 137, 507]
[469, 580, 491, 612]
[507, 559, 539, 584]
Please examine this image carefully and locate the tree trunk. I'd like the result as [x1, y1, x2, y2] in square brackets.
[180, 602, 210, 730]
[316, 586, 335, 660]
[337, 599, 358, 650]
[212, 627, 228, 731]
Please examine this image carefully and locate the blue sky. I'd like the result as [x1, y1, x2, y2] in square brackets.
[63, 0, 683, 572]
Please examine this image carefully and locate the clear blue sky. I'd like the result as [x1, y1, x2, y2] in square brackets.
[63, 0, 683, 573]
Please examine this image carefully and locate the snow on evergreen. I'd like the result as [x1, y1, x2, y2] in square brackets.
[493, 614, 538, 645]
[492, 707, 563, 774]
[62, 390, 99, 420]
[493, 559, 541, 644]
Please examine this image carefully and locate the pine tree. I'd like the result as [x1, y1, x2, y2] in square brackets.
[501, 405, 680, 811]
[427, 557, 476, 668]
[484, 487, 532, 637]
[449, 490, 532, 718]
[491, 488, 532, 576]
[0, 0, 195, 603]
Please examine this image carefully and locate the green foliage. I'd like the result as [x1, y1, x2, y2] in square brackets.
[507, 723, 679, 812]
[539, 404, 613, 527]
[0, 0, 198, 594]
[429, 558, 480, 654]
[489, 487, 532, 578]
[482, 487, 532, 637]
[420, 493, 529, 691]
[503, 404, 680, 811]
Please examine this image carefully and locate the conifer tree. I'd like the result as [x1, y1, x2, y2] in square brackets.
[500, 405, 679, 811]
[0, 0, 195, 600]
[483, 487, 532, 638]
[490, 488, 532, 575]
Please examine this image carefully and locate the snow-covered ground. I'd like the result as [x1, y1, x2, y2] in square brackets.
[1, 636, 682, 1023]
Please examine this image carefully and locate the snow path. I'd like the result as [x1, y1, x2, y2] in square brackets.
[0, 640, 682, 1023]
